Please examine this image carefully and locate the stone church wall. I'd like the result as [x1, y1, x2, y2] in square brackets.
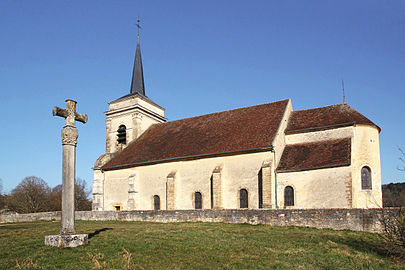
[277, 166, 352, 208]
[351, 125, 382, 208]
[101, 151, 276, 211]
[285, 126, 353, 145]
[282, 125, 382, 209]
[0, 208, 400, 234]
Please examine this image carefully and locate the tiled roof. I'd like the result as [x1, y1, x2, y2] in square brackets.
[102, 99, 290, 170]
[277, 138, 351, 173]
[285, 104, 380, 134]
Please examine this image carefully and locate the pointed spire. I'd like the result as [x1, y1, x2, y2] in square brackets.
[130, 19, 145, 96]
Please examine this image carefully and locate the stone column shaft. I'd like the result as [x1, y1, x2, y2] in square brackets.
[60, 125, 78, 235]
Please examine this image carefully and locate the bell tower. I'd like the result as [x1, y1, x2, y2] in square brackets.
[92, 21, 166, 211]
[104, 26, 166, 154]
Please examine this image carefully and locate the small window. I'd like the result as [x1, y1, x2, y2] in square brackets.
[195, 192, 202, 209]
[258, 169, 263, 209]
[114, 205, 121, 211]
[361, 166, 372, 190]
[153, 195, 160, 210]
[240, 189, 248, 208]
[284, 186, 294, 207]
[117, 125, 126, 144]
[210, 176, 214, 209]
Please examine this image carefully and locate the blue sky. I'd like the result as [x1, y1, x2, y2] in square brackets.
[0, 0, 404, 193]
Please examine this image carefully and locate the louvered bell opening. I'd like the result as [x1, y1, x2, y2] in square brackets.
[117, 125, 127, 145]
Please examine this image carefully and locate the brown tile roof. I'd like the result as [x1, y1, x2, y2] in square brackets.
[285, 104, 380, 134]
[102, 99, 290, 170]
[277, 138, 351, 173]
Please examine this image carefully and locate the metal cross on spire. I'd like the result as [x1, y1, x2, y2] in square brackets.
[130, 18, 145, 96]
[136, 18, 141, 38]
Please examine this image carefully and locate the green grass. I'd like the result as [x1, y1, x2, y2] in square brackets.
[0, 220, 404, 269]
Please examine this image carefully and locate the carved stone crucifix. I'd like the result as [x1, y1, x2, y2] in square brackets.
[53, 99, 87, 235]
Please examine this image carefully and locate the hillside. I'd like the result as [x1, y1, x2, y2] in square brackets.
[383, 182, 405, 207]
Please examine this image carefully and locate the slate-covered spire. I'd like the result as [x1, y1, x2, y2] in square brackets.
[130, 34, 145, 96]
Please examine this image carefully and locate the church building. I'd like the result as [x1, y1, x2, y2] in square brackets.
[92, 36, 382, 211]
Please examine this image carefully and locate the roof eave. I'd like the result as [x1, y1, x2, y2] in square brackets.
[277, 162, 351, 173]
[102, 145, 274, 171]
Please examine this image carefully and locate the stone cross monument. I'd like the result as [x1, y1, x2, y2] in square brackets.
[45, 99, 88, 248]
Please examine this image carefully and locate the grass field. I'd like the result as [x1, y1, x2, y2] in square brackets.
[0, 220, 404, 269]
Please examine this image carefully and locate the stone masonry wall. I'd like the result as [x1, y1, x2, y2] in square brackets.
[0, 208, 400, 233]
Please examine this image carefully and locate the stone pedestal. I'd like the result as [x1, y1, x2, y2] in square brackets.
[45, 234, 88, 248]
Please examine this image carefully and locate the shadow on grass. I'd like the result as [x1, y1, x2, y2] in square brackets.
[88, 228, 113, 239]
[333, 234, 404, 262]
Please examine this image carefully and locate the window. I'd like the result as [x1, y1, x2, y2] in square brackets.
[258, 169, 263, 209]
[117, 125, 126, 144]
[195, 192, 202, 209]
[284, 186, 294, 207]
[240, 189, 248, 208]
[153, 195, 160, 210]
[361, 166, 372, 190]
[210, 176, 214, 209]
[114, 205, 121, 211]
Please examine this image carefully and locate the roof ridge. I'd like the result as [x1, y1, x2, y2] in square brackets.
[154, 99, 290, 126]
[286, 102, 380, 134]
[293, 103, 350, 113]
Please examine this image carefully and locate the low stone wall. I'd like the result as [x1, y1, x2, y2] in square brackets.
[0, 211, 61, 224]
[0, 208, 400, 233]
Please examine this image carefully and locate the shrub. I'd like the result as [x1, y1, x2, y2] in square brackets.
[380, 207, 405, 257]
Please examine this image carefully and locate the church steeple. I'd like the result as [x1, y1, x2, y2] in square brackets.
[130, 20, 145, 96]
[100, 19, 166, 164]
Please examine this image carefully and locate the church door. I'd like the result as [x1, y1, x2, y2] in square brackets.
[240, 189, 248, 208]
[195, 192, 202, 209]
[153, 195, 160, 210]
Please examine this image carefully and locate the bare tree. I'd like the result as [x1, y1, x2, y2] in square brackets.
[48, 178, 91, 211]
[0, 178, 4, 210]
[8, 176, 51, 213]
[380, 208, 405, 258]
[399, 147, 405, 172]
[75, 178, 92, 211]
[48, 184, 62, 211]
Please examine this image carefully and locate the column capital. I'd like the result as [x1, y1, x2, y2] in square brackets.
[61, 125, 79, 146]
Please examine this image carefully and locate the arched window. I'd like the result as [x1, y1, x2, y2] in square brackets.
[153, 195, 160, 210]
[240, 189, 248, 208]
[284, 186, 294, 207]
[258, 169, 263, 209]
[195, 192, 202, 209]
[117, 125, 126, 145]
[210, 176, 214, 209]
[361, 166, 372, 190]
